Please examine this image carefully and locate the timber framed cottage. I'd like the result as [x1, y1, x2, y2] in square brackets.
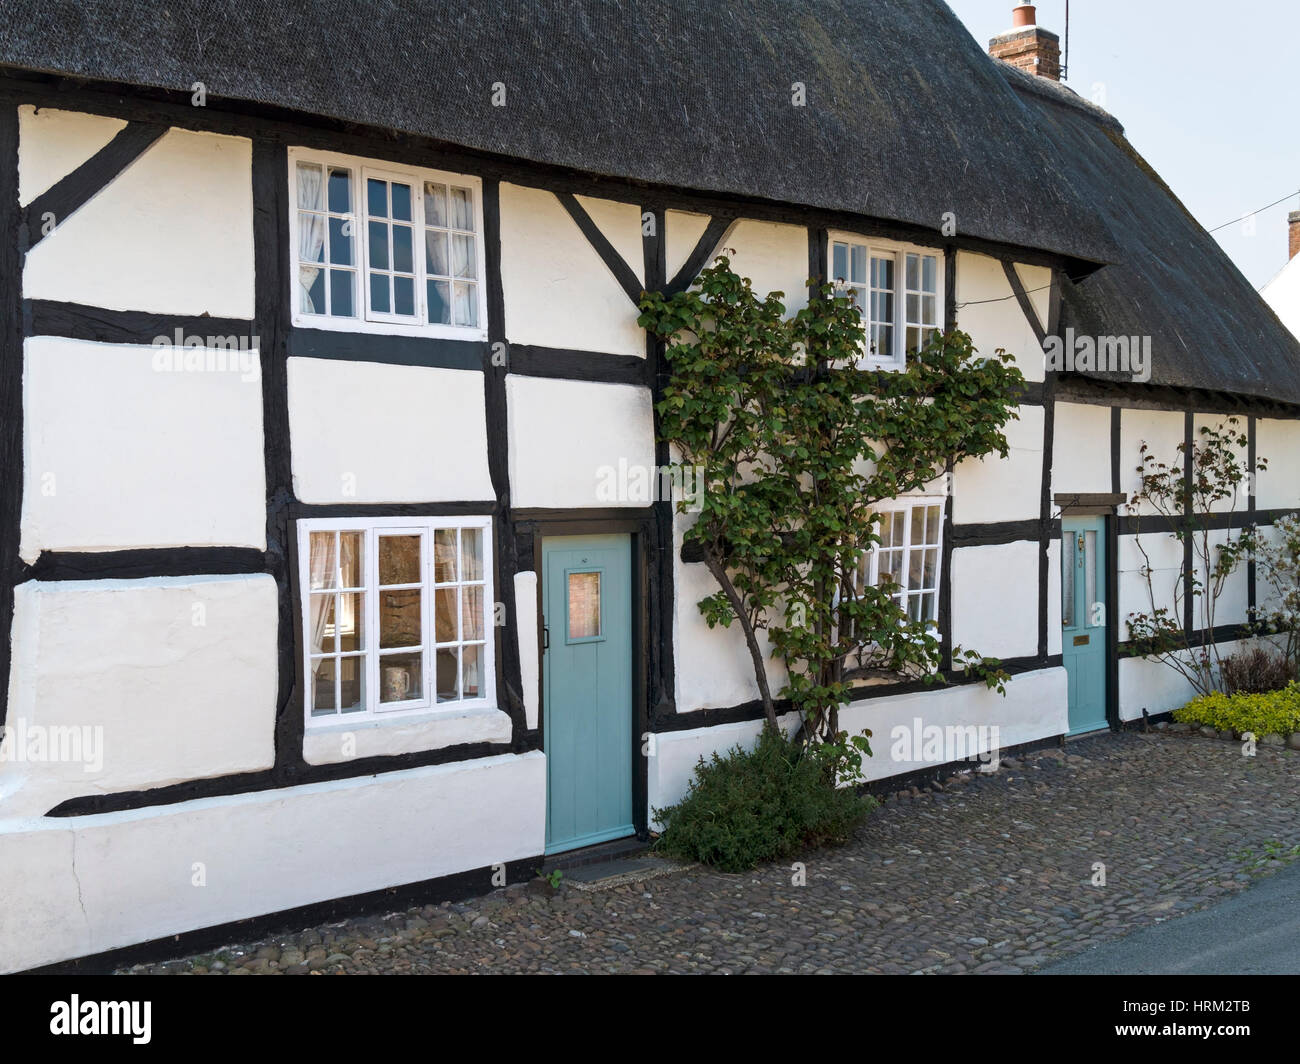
[1, 1, 1298, 971]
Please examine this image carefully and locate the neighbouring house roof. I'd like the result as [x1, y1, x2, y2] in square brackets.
[1262, 255, 1300, 344]
[2, 0, 1298, 405]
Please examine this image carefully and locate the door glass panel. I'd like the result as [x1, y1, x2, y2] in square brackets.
[1061, 535, 1075, 627]
[568, 572, 601, 639]
[1085, 530, 1098, 627]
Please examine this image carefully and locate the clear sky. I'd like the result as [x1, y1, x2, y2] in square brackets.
[944, 0, 1300, 288]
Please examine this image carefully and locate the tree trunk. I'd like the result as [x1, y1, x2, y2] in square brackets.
[702, 551, 779, 730]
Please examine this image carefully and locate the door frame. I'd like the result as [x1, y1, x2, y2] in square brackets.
[1055, 493, 1123, 732]
[519, 511, 651, 841]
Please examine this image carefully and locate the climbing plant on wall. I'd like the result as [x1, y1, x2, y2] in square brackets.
[639, 257, 1023, 767]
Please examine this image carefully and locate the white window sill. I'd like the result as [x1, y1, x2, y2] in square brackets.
[291, 313, 488, 343]
[303, 704, 511, 766]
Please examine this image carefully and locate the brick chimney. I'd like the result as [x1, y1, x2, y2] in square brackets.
[1290, 211, 1300, 261]
[990, 4, 1062, 81]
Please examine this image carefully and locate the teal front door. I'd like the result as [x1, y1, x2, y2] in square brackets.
[542, 534, 635, 854]
[1061, 517, 1109, 735]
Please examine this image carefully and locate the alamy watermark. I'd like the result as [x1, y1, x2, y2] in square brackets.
[151, 329, 260, 382]
[1042, 327, 1151, 383]
[889, 717, 1001, 767]
[595, 460, 705, 511]
[0, 718, 103, 773]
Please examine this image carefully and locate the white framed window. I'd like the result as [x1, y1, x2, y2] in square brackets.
[298, 515, 494, 727]
[860, 499, 945, 626]
[289, 147, 487, 340]
[829, 234, 944, 370]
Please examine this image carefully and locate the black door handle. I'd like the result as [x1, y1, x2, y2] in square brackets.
[542, 625, 549, 651]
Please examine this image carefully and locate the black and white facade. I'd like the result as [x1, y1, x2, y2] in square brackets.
[1, 0, 1299, 971]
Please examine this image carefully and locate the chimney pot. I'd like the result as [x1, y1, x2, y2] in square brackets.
[1289, 210, 1300, 261]
[1013, 4, 1037, 28]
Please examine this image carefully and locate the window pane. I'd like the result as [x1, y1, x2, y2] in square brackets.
[367, 178, 387, 218]
[922, 592, 937, 622]
[878, 551, 897, 585]
[910, 507, 926, 545]
[327, 216, 352, 265]
[463, 585, 484, 640]
[339, 532, 363, 587]
[908, 549, 924, 591]
[906, 326, 922, 354]
[923, 548, 938, 589]
[425, 230, 449, 275]
[391, 182, 412, 222]
[452, 233, 476, 279]
[310, 593, 336, 652]
[872, 255, 894, 289]
[873, 324, 894, 358]
[850, 244, 867, 284]
[309, 532, 338, 589]
[453, 282, 478, 327]
[906, 293, 920, 323]
[922, 255, 937, 292]
[922, 294, 937, 326]
[568, 572, 601, 639]
[926, 506, 941, 544]
[379, 535, 421, 585]
[462, 528, 484, 580]
[296, 162, 325, 210]
[311, 656, 336, 714]
[370, 272, 390, 313]
[435, 587, 458, 642]
[340, 655, 364, 713]
[394, 275, 415, 316]
[327, 167, 352, 213]
[392, 224, 413, 273]
[329, 270, 355, 317]
[380, 589, 422, 648]
[433, 530, 458, 582]
[368, 221, 388, 269]
[425, 182, 448, 227]
[428, 280, 451, 324]
[299, 266, 325, 315]
[906, 253, 920, 291]
[380, 653, 422, 703]
[299, 213, 325, 262]
[832, 242, 847, 284]
[450, 187, 474, 230]
[1085, 530, 1098, 626]
[908, 595, 922, 622]
[436, 647, 460, 702]
[462, 644, 484, 699]
[336, 592, 364, 652]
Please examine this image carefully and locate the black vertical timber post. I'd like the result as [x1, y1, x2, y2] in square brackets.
[1106, 406, 1121, 729]
[0, 103, 21, 728]
[1037, 270, 1061, 661]
[644, 204, 673, 741]
[253, 139, 300, 781]
[939, 248, 958, 673]
[1182, 411, 1195, 637]
[1247, 414, 1257, 621]
[481, 179, 526, 744]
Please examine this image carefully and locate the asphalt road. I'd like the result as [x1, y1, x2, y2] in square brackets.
[1041, 860, 1300, 974]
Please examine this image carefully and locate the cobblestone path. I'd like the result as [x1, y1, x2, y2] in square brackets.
[125, 731, 1300, 975]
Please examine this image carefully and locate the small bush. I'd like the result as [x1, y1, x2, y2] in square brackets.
[1219, 646, 1296, 695]
[652, 726, 876, 873]
[1173, 682, 1300, 738]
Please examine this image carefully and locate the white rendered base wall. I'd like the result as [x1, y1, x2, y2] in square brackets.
[0, 751, 545, 973]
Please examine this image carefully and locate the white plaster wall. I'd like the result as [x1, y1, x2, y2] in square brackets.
[0, 575, 278, 818]
[17, 106, 127, 207]
[1257, 418, 1300, 511]
[955, 252, 1045, 381]
[303, 707, 512, 765]
[1118, 407, 1184, 501]
[500, 183, 645, 356]
[665, 209, 715, 281]
[672, 512, 787, 713]
[1193, 413, 1250, 514]
[1117, 640, 1251, 721]
[726, 219, 809, 316]
[287, 358, 492, 504]
[1052, 401, 1112, 497]
[1199, 529, 1250, 628]
[506, 376, 655, 509]
[648, 667, 1068, 818]
[20, 336, 266, 561]
[952, 405, 1044, 525]
[514, 571, 540, 729]
[24, 127, 254, 318]
[951, 541, 1040, 659]
[0, 751, 545, 973]
[1118, 531, 1183, 639]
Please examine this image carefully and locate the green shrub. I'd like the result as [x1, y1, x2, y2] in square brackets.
[652, 726, 876, 873]
[1173, 682, 1300, 737]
